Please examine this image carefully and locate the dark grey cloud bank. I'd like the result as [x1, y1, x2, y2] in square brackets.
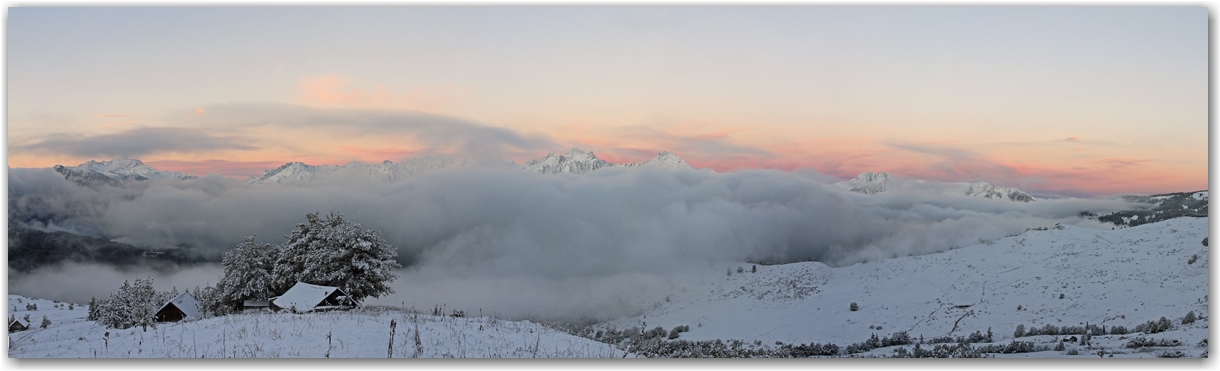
[18, 127, 258, 158]
[8, 164, 1133, 321]
[200, 103, 559, 158]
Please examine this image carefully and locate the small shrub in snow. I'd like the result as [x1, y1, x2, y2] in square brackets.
[1066, 347, 1079, 356]
[752, 265, 757, 273]
[1054, 341, 1065, 352]
[1157, 350, 1186, 358]
[1188, 254, 1199, 264]
[25, 303, 36, 311]
[1109, 325, 1129, 335]
[1014, 324, 1025, 338]
[850, 302, 858, 312]
[736, 267, 744, 274]
[1182, 311, 1197, 325]
[40, 315, 50, 329]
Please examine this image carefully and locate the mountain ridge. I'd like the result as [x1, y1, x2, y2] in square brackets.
[834, 171, 1036, 202]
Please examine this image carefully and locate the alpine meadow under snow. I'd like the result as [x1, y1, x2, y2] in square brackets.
[6, 152, 1210, 358]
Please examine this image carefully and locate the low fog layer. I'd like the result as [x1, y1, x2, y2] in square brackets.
[9, 165, 1134, 320]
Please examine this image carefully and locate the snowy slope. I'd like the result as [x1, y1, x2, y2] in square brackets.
[600, 217, 1208, 357]
[8, 301, 625, 358]
[835, 172, 1035, 202]
[1095, 191, 1209, 228]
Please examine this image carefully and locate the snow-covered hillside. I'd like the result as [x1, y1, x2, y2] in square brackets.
[8, 300, 624, 358]
[1094, 191, 1209, 228]
[834, 172, 1035, 202]
[599, 217, 1208, 358]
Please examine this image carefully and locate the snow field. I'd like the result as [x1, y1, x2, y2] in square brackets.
[601, 217, 1209, 358]
[8, 304, 624, 358]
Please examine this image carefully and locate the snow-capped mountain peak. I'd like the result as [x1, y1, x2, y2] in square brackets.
[640, 151, 690, 167]
[247, 162, 338, 184]
[522, 149, 696, 174]
[54, 157, 197, 184]
[522, 148, 615, 174]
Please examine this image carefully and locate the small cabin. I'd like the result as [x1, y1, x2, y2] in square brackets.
[271, 282, 354, 313]
[155, 292, 203, 323]
[242, 299, 271, 313]
[9, 319, 29, 333]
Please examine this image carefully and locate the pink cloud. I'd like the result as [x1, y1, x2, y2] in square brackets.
[296, 74, 472, 113]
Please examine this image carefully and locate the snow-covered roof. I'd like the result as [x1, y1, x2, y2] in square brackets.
[272, 282, 347, 313]
[162, 292, 202, 319]
[9, 319, 28, 327]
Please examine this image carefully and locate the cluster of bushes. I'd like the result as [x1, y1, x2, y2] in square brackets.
[888, 343, 988, 358]
[923, 329, 992, 345]
[1133, 317, 1174, 334]
[845, 331, 912, 354]
[1125, 337, 1182, 349]
[1182, 311, 1197, 325]
[668, 325, 691, 339]
[973, 340, 1041, 354]
[1015, 323, 1107, 337]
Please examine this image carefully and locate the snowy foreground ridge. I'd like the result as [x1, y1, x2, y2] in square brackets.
[8, 217, 1209, 358]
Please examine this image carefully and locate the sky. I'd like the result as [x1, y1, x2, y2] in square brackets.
[6, 6, 1208, 196]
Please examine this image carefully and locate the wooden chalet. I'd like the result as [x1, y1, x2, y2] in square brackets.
[155, 292, 203, 322]
[271, 282, 354, 313]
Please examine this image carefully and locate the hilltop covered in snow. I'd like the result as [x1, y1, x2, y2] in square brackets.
[7, 296, 623, 358]
[594, 216, 1208, 357]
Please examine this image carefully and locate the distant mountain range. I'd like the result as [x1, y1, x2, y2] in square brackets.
[521, 149, 693, 174]
[248, 148, 697, 184]
[52, 157, 196, 186]
[833, 171, 1036, 202]
[246, 156, 469, 185]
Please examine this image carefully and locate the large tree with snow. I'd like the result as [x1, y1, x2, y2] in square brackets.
[218, 235, 279, 307]
[95, 277, 171, 331]
[272, 212, 401, 304]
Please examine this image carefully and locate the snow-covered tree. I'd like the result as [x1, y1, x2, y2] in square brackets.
[95, 278, 172, 331]
[87, 297, 98, 321]
[39, 315, 50, 329]
[218, 236, 279, 308]
[273, 212, 401, 304]
[192, 284, 231, 317]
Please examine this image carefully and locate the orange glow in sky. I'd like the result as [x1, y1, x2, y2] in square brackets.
[7, 7, 1208, 197]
